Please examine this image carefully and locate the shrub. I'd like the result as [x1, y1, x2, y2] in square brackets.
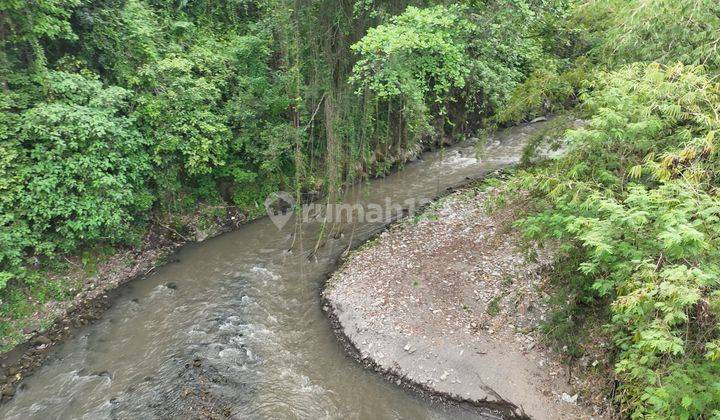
[0, 71, 151, 288]
[509, 63, 720, 418]
[578, 0, 720, 71]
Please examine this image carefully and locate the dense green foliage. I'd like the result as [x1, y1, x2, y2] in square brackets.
[4, 71, 151, 259]
[502, 0, 720, 417]
[0, 0, 565, 344]
[579, 0, 720, 69]
[351, 5, 473, 102]
[351, 1, 559, 134]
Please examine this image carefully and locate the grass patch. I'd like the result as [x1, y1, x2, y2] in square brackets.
[486, 295, 502, 316]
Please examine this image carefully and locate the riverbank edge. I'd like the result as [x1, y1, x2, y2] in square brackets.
[321, 296, 525, 418]
[320, 171, 530, 419]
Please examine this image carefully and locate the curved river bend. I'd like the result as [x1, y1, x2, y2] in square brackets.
[1, 123, 543, 419]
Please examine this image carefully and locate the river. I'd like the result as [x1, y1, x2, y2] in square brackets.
[0, 123, 544, 419]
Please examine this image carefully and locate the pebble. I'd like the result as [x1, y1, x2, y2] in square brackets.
[32, 335, 51, 346]
[1, 384, 15, 397]
[561, 393, 578, 404]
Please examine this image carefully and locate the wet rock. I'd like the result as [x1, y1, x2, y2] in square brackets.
[166, 282, 178, 290]
[32, 335, 51, 346]
[22, 324, 40, 335]
[2, 384, 15, 397]
[92, 370, 112, 379]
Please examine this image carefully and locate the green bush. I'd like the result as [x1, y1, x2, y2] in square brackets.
[350, 1, 560, 138]
[495, 63, 588, 124]
[0, 71, 151, 288]
[509, 63, 720, 418]
[578, 0, 720, 71]
[350, 5, 473, 103]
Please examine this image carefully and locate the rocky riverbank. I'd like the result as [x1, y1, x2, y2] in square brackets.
[324, 183, 606, 419]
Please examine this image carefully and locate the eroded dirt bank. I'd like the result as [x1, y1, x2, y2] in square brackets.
[324, 184, 604, 419]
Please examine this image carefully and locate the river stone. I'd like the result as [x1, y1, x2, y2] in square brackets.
[33, 335, 51, 346]
[2, 384, 15, 396]
[195, 229, 212, 242]
[561, 393, 578, 404]
[22, 324, 40, 335]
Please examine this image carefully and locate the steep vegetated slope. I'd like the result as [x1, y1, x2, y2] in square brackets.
[498, 0, 720, 417]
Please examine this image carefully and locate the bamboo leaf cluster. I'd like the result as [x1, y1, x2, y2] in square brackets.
[503, 1, 720, 416]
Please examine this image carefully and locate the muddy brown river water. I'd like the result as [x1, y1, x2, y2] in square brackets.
[0, 123, 545, 419]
